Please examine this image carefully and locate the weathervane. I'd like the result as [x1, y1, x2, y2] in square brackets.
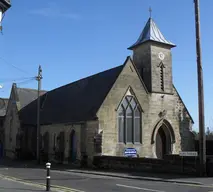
[149, 7, 152, 18]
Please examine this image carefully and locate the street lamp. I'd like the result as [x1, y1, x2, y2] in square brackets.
[0, 0, 11, 31]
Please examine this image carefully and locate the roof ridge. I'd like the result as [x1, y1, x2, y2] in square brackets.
[17, 87, 47, 92]
[19, 63, 125, 125]
[48, 64, 124, 93]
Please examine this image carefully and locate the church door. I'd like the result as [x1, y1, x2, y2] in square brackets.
[156, 127, 167, 159]
[69, 130, 77, 162]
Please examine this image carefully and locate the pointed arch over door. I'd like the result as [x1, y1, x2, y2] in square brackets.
[151, 119, 175, 145]
[151, 119, 176, 159]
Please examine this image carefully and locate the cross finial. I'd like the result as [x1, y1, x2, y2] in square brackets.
[149, 7, 152, 18]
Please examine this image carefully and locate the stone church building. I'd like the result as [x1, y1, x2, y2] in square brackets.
[4, 17, 194, 164]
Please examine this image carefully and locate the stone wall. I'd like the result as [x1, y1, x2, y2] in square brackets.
[93, 155, 199, 176]
[146, 92, 181, 157]
[173, 87, 194, 151]
[85, 120, 99, 165]
[41, 123, 82, 163]
[131, 41, 194, 154]
[39, 121, 98, 165]
[4, 88, 20, 159]
[132, 42, 173, 94]
[96, 57, 194, 159]
[150, 44, 173, 94]
[132, 43, 151, 91]
[97, 58, 149, 157]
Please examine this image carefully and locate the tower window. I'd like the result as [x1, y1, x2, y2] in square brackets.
[159, 62, 165, 91]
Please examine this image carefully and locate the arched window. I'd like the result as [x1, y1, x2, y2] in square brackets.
[118, 95, 141, 143]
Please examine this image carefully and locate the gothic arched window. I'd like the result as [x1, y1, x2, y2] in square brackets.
[118, 95, 142, 143]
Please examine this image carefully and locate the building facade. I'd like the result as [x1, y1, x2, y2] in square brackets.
[3, 83, 46, 158]
[6, 17, 194, 164]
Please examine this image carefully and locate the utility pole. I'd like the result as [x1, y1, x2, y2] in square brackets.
[194, 0, 206, 176]
[36, 65, 42, 164]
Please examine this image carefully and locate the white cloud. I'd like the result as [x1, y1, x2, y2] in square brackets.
[30, 2, 81, 20]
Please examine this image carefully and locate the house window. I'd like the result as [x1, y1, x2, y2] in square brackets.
[118, 95, 142, 143]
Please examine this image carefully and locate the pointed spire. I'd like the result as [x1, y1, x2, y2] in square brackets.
[128, 17, 176, 50]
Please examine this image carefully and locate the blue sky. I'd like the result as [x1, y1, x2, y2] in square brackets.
[0, 0, 212, 131]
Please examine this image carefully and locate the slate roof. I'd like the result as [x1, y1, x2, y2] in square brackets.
[128, 18, 176, 49]
[15, 86, 46, 109]
[0, 98, 8, 117]
[19, 64, 125, 125]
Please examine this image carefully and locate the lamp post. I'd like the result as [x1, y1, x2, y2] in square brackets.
[194, 0, 206, 176]
[0, 0, 11, 31]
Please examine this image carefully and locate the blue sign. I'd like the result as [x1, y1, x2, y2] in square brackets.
[124, 148, 137, 158]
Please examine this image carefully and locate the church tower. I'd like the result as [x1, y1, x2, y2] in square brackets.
[128, 16, 176, 94]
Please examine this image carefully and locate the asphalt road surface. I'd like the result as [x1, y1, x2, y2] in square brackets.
[0, 176, 44, 192]
[0, 167, 213, 192]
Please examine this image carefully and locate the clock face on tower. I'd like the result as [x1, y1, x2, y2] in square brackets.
[158, 52, 165, 61]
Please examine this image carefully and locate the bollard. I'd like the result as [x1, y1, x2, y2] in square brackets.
[46, 162, 51, 191]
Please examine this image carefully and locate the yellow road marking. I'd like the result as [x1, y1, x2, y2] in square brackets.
[0, 174, 84, 192]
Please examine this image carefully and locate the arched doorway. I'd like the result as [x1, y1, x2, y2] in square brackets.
[151, 119, 175, 159]
[156, 125, 170, 159]
[69, 130, 77, 162]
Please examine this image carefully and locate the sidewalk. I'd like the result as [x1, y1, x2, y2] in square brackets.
[1, 158, 213, 186]
[66, 168, 213, 186]
[0, 175, 47, 192]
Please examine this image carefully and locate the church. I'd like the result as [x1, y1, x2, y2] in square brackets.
[4, 16, 195, 164]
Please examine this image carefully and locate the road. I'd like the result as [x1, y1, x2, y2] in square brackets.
[0, 167, 213, 192]
[0, 176, 44, 192]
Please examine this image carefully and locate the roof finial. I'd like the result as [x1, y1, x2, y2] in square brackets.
[149, 7, 152, 18]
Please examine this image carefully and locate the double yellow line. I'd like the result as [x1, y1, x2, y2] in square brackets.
[0, 174, 84, 192]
